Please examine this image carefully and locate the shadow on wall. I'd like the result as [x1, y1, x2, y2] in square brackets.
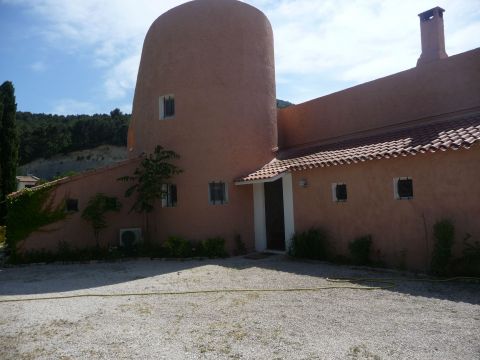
[0, 256, 478, 305]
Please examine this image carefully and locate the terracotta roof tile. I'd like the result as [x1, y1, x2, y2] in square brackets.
[237, 112, 480, 183]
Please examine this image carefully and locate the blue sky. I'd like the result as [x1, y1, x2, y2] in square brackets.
[0, 0, 479, 115]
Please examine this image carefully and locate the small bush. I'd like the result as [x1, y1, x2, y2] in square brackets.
[430, 219, 455, 276]
[202, 237, 228, 258]
[289, 228, 329, 260]
[452, 233, 480, 276]
[0, 226, 5, 247]
[349, 235, 372, 265]
[164, 236, 192, 258]
[233, 234, 247, 256]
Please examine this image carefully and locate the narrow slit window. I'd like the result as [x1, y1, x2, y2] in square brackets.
[159, 94, 175, 119]
[162, 184, 177, 208]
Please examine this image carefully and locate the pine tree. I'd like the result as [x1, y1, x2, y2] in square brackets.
[0, 81, 19, 223]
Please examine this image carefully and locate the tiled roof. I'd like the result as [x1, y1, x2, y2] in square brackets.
[237, 112, 480, 183]
[16, 175, 39, 182]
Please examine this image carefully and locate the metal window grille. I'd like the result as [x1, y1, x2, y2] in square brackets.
[164, 96, 175, 118]
[66, 199, 79, 212]
[397, 179, 413, 199]
[336, 184, 347, 201]
[162, 184, 177, 207]
[209, 182, 227, 205]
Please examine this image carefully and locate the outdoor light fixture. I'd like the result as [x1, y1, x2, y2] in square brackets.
[299, 179, 308, 188]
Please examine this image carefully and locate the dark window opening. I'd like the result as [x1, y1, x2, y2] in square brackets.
[24, 184, 35, 189]
[163, 184, 177, 208]
[66, 198, 79, 212]
[163, 96, 175, 118]
[397, 179, 413, 199]
[209, 182, 227, 205]
[335, 184, 347, 201]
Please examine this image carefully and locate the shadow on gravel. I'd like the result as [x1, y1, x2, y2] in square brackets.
[0, 255, 479, 305]
[238, 255, 480, 306]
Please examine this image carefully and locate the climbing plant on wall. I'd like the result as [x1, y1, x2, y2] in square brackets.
[6, 183, 67, 259]
[81, 193, 121, 248]
[118, 145, 182, 241]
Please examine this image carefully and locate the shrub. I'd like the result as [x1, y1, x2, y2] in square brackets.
[164, 236, 192, 258]
[458, 233, 480, 276]
[349, 235, 372, 265]
[430, 219, 455, 275]
[289, 228, 329, 260]
[202, 237, 228, 258]
[81, 193, 121, 248]
[0, 226, 5, 247]
[233, 234, 247, 256]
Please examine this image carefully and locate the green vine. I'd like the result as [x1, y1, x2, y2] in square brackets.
[6, 183, 67, 257]
[81, 193, 121, 248]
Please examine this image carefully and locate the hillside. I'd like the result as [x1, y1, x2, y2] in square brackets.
[18, 145, 127, 180]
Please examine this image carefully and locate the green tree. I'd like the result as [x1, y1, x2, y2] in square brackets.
[0, 81, 19, 223]
[118, 146, 182, 241]
[81, 193, 121, 248]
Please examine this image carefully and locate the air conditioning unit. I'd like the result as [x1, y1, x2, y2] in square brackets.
[119, 228, 143, 248]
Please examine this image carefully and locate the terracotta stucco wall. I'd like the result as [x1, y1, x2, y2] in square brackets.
[278, 48, 480, 149]
[291, 146, 480, 270]
[126, 0, 277, 251]
[18, 160, 143, 253]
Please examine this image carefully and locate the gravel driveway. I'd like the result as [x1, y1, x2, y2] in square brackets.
[0, 255, 479, 359]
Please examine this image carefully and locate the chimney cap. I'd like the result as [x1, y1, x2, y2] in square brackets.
[418, 7, 445, 21]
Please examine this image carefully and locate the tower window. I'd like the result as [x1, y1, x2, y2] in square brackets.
[162, 184, 177, 208]
[209, 182, 228, 205]
[332, 183, 347, 202]
[159, 94, 175, 119]
[394, 177, 413, 200]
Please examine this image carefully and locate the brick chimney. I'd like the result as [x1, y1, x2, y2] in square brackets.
[417, 7, 448, 66]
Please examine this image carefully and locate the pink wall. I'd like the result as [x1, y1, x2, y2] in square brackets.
[278, 48, 480, 149]
[18, 160, 144, 253]
[291, 146, 480, 270]
[126, 0, 277, 250]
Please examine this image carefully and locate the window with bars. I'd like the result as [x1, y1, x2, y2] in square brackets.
[394, 177, 413, 199]
[161, 184, 177, 208]
[332, 183, 347, 202]
[159, 94, 175, 119]
[66, 198, 79, 212]
[209, 182, 228, 205]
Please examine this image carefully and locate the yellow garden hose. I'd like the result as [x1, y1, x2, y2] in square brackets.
[0, 277, 477, 304]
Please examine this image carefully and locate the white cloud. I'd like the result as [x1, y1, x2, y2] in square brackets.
[8, 0, 480, 106]
[260, 0, 480, 91]
[30, 61, 46, 72]
[104, 55, 141, 100]
[52, 99, 96, 115]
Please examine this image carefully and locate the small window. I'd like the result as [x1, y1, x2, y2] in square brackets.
[209, 182, 228, 205]
[66, 198, 79, 212]
[394, 177, 413, 200]
[159, 94, 175, 119]
[161, 184, 177, 208]
[332, 183, 347, 202]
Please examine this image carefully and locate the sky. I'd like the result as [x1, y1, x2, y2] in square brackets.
[0, 0, 479, 115]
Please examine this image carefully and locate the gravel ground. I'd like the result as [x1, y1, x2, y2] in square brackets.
[0, 255, 479, 359]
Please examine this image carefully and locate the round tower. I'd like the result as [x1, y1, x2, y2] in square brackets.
[127, 0, 277, 247]
[128, 0, 277, 173]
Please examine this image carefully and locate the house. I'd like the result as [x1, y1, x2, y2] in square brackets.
[15, 175, 40, 191]
[11, 0, 480, 270]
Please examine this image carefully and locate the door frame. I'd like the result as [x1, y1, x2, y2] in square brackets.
[251, 173, 295, 252]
